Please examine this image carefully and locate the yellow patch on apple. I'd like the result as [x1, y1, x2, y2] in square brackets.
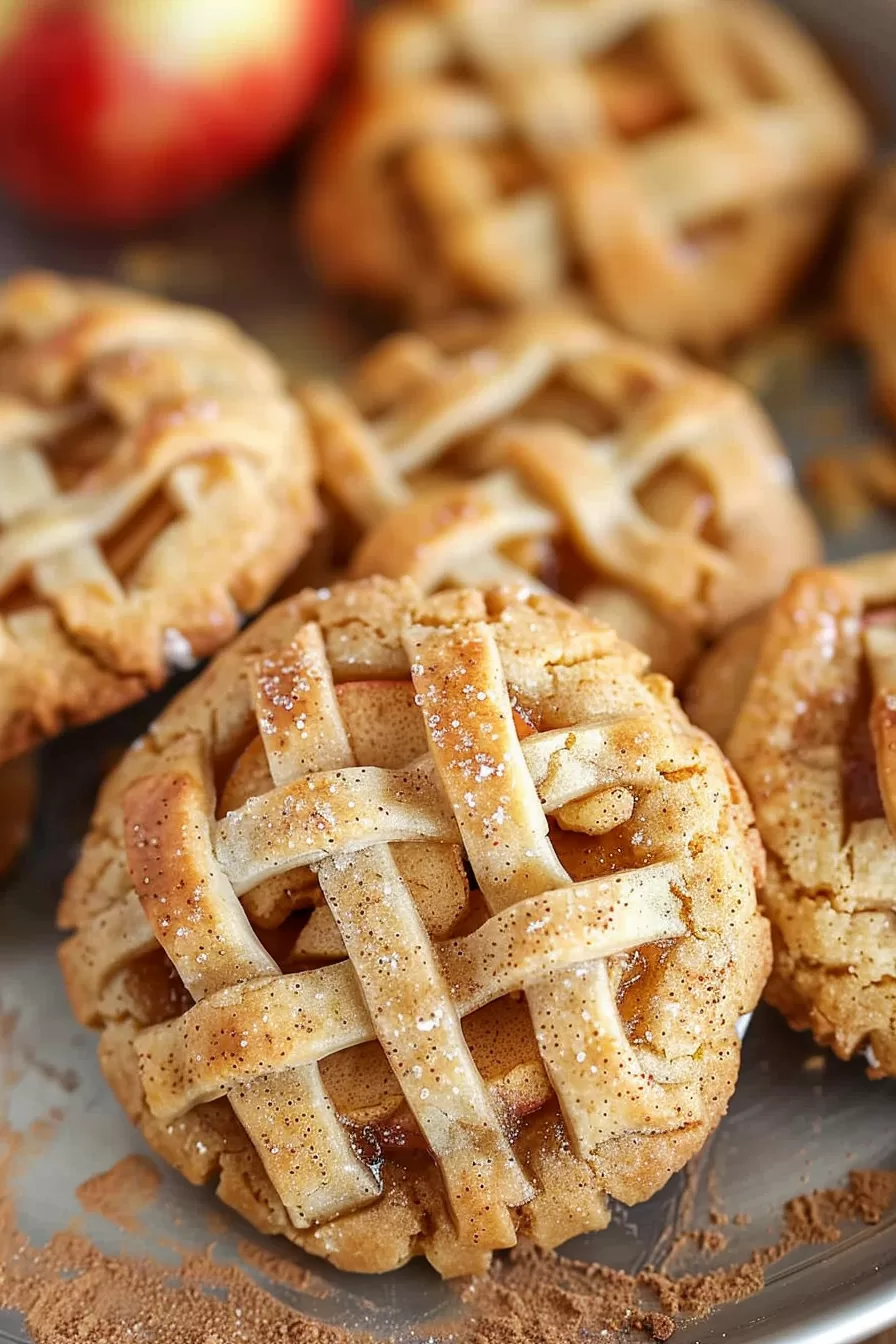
[103, 0, 304, 79]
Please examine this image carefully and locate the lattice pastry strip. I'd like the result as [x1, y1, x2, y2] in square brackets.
[228, 700, 701, 969]
[67, 706, 695, 1014]
[0, 401, 286, 594]
[138, 863, 684, 1120]
[420, 3, 812, 307]
[0, 404, 123, 606]
[405, 618, 701, 1151]
[132, 650, 709, 1177]
[126, 745, 380, 1228]
[252, 625, 532, 1245]
[495, 421, 731, 620]
[0, 278, 281, 407]
[213, 715, 697, 895]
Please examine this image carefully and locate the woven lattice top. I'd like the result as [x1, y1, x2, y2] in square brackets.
[844, 164, 896, 425]
[687, 553, 896, 1078]
[301, 305, 820, 682]
[303, 0, 867, 348]
[60, 576, 768, 1276]
[0, 271, 320, 764]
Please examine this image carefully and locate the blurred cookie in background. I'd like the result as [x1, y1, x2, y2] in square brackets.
[302, 0, 868, 351]
[299, 303, 821, 682]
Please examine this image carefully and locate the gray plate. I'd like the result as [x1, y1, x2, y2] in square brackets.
[2, 3, 896, 1339]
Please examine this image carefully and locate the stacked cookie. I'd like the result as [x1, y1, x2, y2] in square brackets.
[0, 0, 889, 1285]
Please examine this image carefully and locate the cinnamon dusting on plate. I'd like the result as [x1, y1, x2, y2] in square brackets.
[236, 1237, 332, 1299]
[448, 1171, 896, 1343]
[0, 1213, 367, 1344]
[76, 1155, 162, 1233]
[2, 1010, 892, 1342]
[1, 1139, 892, 1344]
[1, 1020, 894, 1344]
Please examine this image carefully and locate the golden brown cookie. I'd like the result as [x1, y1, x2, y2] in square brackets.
[59, 576, 769, 1277]
[686, 554, 896, 1077]
[302, 0, 867, 350]
[0, 271, 321, 764]
[299, 305, 821, 682]
[843, 163, 896, 424]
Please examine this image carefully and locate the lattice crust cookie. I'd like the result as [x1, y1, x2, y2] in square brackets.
[0, 271, 321, 765]
[301, 0, 868, 349]
[300, 305, 820, 683]
[686, 554, 896, 1078]
[843, 164, 896, 425]
[59, 576, 769, 1277]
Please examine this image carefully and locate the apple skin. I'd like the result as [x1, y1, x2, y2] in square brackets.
[0, 0, 345, 226]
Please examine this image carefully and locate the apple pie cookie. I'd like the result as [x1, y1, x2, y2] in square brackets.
[302, 0, 868, 349]
[300, 305, 820, 682]
[686, 554, 896, 1077]
[59, 576, 769, 1276]
[843, 163, 896, 424]
[0, 271, 320, 765]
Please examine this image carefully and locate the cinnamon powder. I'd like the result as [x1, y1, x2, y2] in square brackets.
[450, 1170, 896, 1344]
[76, 1155, 162, 1233]
[1, 1114, 893, 1344]
[0, 1178, 369, 1344]
[235, 1236, 332, 1299]
[0, 1218, 364, 1344]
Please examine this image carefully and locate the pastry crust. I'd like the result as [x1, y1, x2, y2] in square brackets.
[300, 304, 820, 682]
[686, 554, 896, 1077]
[0, 271, 321, 765]
[59, 576, 769, 1277]
[302, 0, 868, 350]
[843, 162, 896, 424]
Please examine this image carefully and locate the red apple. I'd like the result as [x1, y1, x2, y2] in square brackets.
[0, 0, 344, 226]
